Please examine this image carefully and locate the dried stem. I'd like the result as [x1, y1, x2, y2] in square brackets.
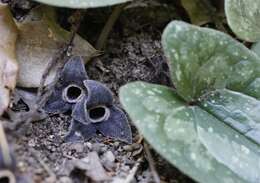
[0, 122, 12, 168]
[124, 157, 143, 183]
[96, 3, 127, 50]
[144, 142, 161, 183]
[36, 9, 84, 102]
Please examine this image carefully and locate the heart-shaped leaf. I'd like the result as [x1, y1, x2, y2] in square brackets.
[162, 21, 260, 102]
[119, 21, 260, 182]
[120, 82, 260, 183]
[225, 0, 260, 42]
[33, 0, 131, 9]
[251, 41, 260, 57]
[200, 89, 260, 144]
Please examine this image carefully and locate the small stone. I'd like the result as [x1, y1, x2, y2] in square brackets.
[28, 139, 36, 147]
[85, 142, 92, 150]
[100, 146, 108, 153]
[59, 176, 73, 183]
[17, 161, 26, 172]
[103, 151, 115, 163]
[102, 151, 116, 171]
[45, 176, 56, 183]
[121, 165, 130, 172]
[92, 143, 103, 153]
[113, 142, 120, 147]
[69, 143, 84, 153]
[123, 145, 133, 151]
[49, 135, 54, 139]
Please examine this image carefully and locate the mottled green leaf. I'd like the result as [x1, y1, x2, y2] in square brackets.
[120, 82, 260, 183]
[120, 21, 260, 182]
[162, 21, 260, 101]
[225, 0, 260, 42]
[251, 41, 260, 57]
[33, 0, 130, 8]
[200, 89, 260, 144]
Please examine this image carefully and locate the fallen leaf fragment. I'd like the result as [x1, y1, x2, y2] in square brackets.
[64, 152, 110, 182]
[7, 89, 47, 123]
[16, 6, 99, 88]
[0, 3, 18, 115]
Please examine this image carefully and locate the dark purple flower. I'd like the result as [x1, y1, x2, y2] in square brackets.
[72, 80, 113, 124]
[65, 106, 132, 144]
[43, 57, 132, 143]
[44, 56, 88, 114]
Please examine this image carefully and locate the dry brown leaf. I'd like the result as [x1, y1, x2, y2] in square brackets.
[16, 6, 99, 88]
[64, 152, 110, 182]
[0, 3, 18, 115]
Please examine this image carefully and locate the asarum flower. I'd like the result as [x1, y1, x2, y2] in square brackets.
[65, 106, 132, 143]
[43, 56, 132, 143]
[44, 56, 88, 114]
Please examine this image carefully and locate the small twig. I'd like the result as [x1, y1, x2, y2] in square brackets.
[36, 10, 84, 107]
[124, 157, 143, 183]
[36, 9, 84, 103]
[95, 3, 127, 50]
[0, 122, 12, 168]
[143, 142, 161, 183]
[137, 135, 143, 144]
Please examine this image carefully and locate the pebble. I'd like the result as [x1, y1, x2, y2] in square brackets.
[85, 142, 92, 150]
[58, 176, 73, 183]
[113, 142, 120, 147]
[69, 143, 84, 153]
[103, 151, 115, 163]
[123, 145, 133, 151]
[92, 143, 103, 152]
[28, 139, 36, 147]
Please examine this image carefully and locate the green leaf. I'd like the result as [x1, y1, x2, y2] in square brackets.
[120, 82, 260, 183]
[33, 0, 131, 8]
[161, 21, 260, 101]
[120, 21, 260, 182]
[200, 89, 260, 144]
[225, 0, 260, 42]
[251, 41, 260, 57]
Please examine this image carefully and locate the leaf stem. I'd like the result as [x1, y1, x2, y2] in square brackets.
[95, 3, 127, 50]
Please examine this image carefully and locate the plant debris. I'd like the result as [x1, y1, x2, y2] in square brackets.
[0, 3, 18, 115]
[7, 89, 47, 123]
[16, 6, 99, 88]
[64, 151, 110, 182]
